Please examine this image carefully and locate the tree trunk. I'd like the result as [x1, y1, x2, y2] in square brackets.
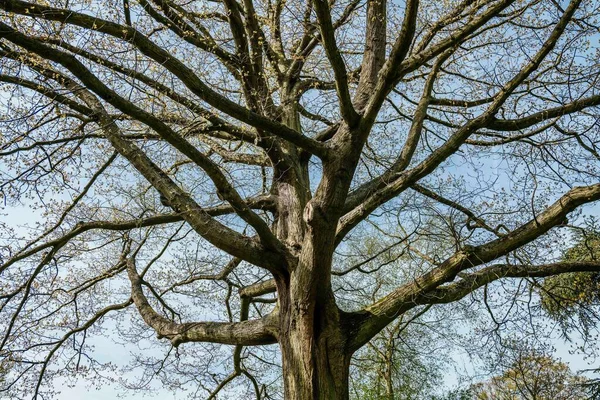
[275, 211, 352, 399]
[279, 334, 350, 399]
[274, 95, 353, 399]
[277, 282, 351, 400]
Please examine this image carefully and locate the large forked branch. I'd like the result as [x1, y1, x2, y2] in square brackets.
[416, 261, 600, 305]
[1, 195, 274, 275]
[86, 111, 283, 270]
[0, 25, 291, 263]
[362, 0, 516, 126]
[349, 183, 600, 350]
[127, 259, 278, 346]
[339, 0, 582, 241]
[0, 59, 282, 270]
[0, 0, 329, 158]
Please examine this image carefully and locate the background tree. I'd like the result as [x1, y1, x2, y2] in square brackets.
[430, 388, 478, 400]
[350, 317, 443, 400]
[346, 235, 454, 400]
[540, 227, 600, 334]
[471, 346, 589, 400]
[1, 0, 600, 399]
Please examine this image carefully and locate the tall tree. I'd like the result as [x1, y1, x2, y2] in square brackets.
[350, 316, 444, 400]
[1, 0, 600, 398]
[472, 348, 588, 400]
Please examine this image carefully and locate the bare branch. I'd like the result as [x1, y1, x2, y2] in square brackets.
[312, 0, 359, 126]
[350, 183, 600, 350]
[0, 0, 330, 158]
[417, 261, 600, 305]
[127, 259, 278, 346]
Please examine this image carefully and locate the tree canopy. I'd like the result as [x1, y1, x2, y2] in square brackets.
[1, 0, 600, 398]
[472, 347, 589, 400]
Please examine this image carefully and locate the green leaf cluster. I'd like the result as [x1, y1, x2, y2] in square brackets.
[540, 231, 600, 327]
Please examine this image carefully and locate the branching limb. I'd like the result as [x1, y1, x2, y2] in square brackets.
[348, 183, 600, 350]
[127, 259, 278, 346]
[0, 29, 289, 258]
[0, 0, 330, 158]
[312, 0, 359, 126]
[416, 261, 600, 305]
[487, 94, 600, 131]
[239, 280, 277, 299]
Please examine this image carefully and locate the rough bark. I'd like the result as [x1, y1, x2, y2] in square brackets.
[278, 279, 350, 399]
[273, 100, 355, 398]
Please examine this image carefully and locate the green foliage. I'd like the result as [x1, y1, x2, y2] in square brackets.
[349, 308, 445, 400]
[540, 231, 600, 329]
[471, 351, 589, 400]
[429, 388, 476, 400]
[434, 348, 589, 400]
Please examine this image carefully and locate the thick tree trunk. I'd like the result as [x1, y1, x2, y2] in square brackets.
[274, 95, 354, 399]
[275, 207, 352, 399]
[274, 91, 311, 250]
[277, 282, 351, 400]
[279, 332, 350, 399]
